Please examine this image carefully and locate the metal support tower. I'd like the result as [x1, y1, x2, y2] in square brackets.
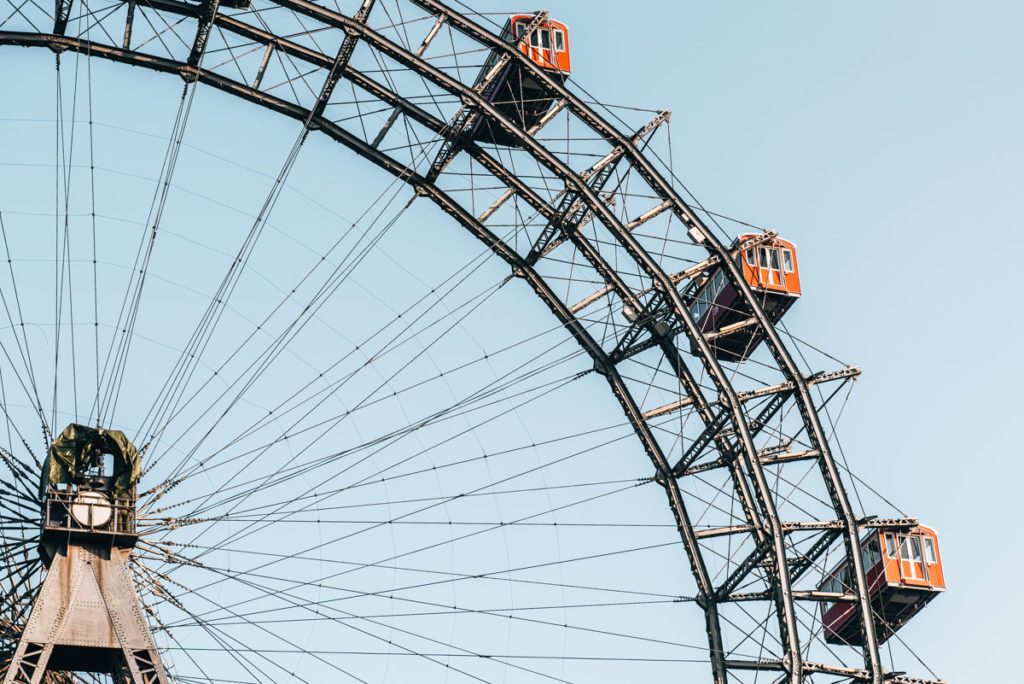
[3, 428, 168, 684]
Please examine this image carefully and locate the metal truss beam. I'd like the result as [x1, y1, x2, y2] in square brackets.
[423, 10, 547, 183]
[183, 0, 223, 75]
[371, 14, 446, 148]
[0, 26, 735, 683]
[644, 366, 859, 422]
[407, 4, 887, 676]
[525, 110, 669, 266]
[0, 1, 920, 677]
[308, 0, 376, 124]
[53, 0, 72, 35]
[647, 347, 765, 677]
[724, 658, 945, 684]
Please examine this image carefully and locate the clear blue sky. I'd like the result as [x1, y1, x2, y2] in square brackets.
[0, 1, 1019, 681]
[565, 2, 1019, 680]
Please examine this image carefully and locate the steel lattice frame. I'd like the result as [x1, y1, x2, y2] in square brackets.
[0, 1, 941, 682]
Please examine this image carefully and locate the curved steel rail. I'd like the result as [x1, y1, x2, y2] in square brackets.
[0, 1, 940, 682]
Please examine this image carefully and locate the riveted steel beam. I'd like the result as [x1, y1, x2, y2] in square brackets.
[53, 0, 73, 35]
[407, 4, 886, 676]
[308, 0, 376, 125]
[371, 14, 446, 148]
[723, 658, 945, 684]
[184, 0, 220, 73]
[0, 2, 915, 678]
[525, 110, 670, 266]
[423, 10, 547, 183]
[0, 26, 734, 682]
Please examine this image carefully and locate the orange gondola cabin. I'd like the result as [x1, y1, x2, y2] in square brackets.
[819, 526, 945, 645]
[685, 234, 801, 362]
[469, 14, 571, 146]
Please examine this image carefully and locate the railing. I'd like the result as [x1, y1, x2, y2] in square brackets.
[42, 487, 137, 539]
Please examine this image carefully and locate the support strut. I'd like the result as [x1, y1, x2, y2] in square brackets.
[3, 545, 169, 684]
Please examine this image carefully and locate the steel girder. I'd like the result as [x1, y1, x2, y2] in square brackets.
[304, 6, 806, 678]
[0, 1, 929, 681]
[405, 3, 887, 680]
[0, 27, 734, 682]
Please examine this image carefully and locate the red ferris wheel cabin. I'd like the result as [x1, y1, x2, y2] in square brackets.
[819, 525, 945, 646]
[468, 14, 570, 146]
[687, 234, 801, 362]
[505, 14, 571, 74]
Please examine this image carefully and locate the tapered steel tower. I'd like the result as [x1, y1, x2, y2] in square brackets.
[3, 425, 169, 684]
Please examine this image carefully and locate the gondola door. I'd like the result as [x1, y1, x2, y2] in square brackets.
[768, 247, 784, 288]
[755, 246, 784, 289]
[898, 535, 928, 584]
[526, 24, 555, 69]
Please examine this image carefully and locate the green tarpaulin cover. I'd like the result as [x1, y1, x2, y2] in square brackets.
[45, 423, 141, 496]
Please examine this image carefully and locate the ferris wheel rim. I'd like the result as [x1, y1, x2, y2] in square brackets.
[0, 2, 943, 682]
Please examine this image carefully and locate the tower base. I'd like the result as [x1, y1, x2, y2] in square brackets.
[2, 544, 168, 684]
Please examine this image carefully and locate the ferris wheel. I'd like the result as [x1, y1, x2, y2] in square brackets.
[0, 1, 947, 682]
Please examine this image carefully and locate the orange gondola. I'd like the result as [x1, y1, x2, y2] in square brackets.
[468, 14, 571, 146]
[819, 525, 945, 645]
[686, 234, 801, 362]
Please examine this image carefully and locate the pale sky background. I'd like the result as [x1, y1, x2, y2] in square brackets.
[0, 1, 1020, 682]
[561, 2, 1019, 681]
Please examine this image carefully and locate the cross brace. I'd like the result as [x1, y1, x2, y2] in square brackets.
[672, 409, 730, 475]
[644, 366, 859, 422]
[723, 658, 946, 683]
[423, 11, 547, 184]
[2, 545, 169, 684]
[525, 110, 670, 265]
[309, 0, 376, 125]
[185, 0, 221, 70]
[607, 289, 675, 365]
[54, 0, 73, 35]
[569, 230, 776, 317]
